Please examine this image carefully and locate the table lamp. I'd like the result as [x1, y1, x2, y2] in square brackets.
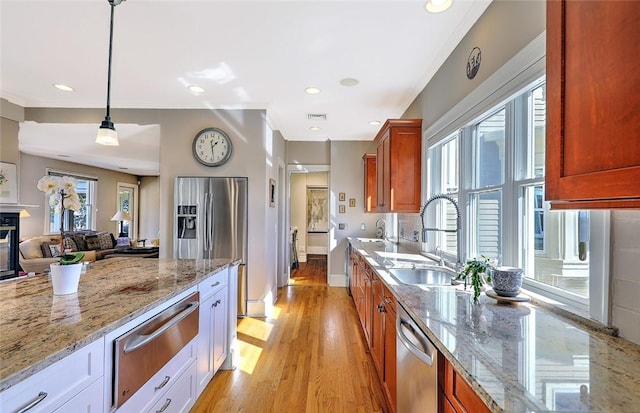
[111, 210, 133, 237]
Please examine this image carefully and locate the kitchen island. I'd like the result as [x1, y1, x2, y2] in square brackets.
[349, 238, 640, 412]
[0, 256, 231, 393]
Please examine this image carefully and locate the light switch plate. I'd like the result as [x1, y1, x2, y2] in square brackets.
[339, 223, 346, 230]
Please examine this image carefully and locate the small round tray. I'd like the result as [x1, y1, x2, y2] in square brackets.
[486, 289, 531, 303]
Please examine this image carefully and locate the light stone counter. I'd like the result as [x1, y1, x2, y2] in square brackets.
[349, 239, 640, 413]
[0, 257, 231, 392]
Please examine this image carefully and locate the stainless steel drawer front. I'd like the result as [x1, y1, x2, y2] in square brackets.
[114, 292, 199, 408]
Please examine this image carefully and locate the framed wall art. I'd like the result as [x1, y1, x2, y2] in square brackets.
[0, 162, 18, 203]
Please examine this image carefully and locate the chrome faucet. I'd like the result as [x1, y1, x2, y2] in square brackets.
[419, 193, 462, 269]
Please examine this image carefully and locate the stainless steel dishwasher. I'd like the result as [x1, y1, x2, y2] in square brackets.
[397, 304, 438, 413]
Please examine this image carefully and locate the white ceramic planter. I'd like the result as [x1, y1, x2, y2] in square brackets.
[50, 263, 82, 295]
[490, 266, 524, 297]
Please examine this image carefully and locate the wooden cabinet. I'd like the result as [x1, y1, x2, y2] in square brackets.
[375, 119, 422, 212]
[438, 353, 490, 413]
[546, 0, 640, 209]
[349, 245, 397, 413]
[197, 269, 229, 395]
[382, 288, 397, 413]
[371, 275, 384, 377]
[363, 153, 377, 212]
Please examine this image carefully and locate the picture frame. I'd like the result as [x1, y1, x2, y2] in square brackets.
[307, 187, 328, 232]
[338, 192, 346, 202]
[349, 198, 356, 207]
[339, 205, 346, 214]
[269, 178, 276, 208]
[0, 162, 18, 204]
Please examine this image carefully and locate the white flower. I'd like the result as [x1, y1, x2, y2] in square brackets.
[37, 175, 61, 196]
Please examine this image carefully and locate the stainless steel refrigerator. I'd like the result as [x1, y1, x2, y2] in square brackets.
[174, 177, 248, 316]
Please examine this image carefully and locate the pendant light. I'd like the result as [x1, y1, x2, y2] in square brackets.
[96, 0, 125, 146]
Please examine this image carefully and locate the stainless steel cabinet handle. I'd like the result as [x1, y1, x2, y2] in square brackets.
[397, 317, 435, 366]
[154, 375, 170, 390]
[211, 281, 220, 287]
[16, 392, 47, 413]
[213, 299, 222, 307]
[156, 398, 172, 413]
[123, 301, 200, 353]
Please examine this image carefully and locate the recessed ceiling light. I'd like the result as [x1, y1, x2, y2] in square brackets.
[53, 84, 74, 92]
[309, 126, 321, 131]
[188, 85, 205, 93]
[340, 78, 359, 87]
[305, 87, 321, 95]
[425, 0, 452, 13]
[369, 120, 381, 126]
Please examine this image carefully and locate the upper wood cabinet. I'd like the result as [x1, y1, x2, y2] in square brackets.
[363, 154, 377, 212]
[375, 119, 422, 212]
[546, 1, 640, 209]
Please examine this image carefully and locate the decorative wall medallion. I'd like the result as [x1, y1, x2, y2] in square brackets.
[466, 47, 481, 79]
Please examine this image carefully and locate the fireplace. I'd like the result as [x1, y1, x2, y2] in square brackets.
[0, 212, 20, 280]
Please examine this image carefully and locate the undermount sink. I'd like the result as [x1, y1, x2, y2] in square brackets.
[389, 267, 455, 286]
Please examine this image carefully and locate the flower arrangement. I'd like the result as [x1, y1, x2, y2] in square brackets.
[37, 175, 84, 265]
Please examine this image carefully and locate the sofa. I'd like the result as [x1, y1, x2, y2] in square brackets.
[18, 231, 122, 274]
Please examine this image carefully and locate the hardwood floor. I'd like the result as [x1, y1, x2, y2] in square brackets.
[191, 255, 389, 413]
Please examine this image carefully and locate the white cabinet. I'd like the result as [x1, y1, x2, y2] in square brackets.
[54, 377, 104, 413]
[196, 268, 229, 395]
[221, 263, 239, 371]
[147, 360, 197, 413]
[0, 339, 104, 413]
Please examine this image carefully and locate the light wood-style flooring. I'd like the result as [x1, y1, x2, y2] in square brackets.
[191, 254, 389, 413]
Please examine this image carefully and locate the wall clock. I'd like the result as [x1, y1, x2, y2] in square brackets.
[192, 127, 233, 166]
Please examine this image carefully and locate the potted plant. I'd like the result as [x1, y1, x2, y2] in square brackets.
[37, 175, 85, 295]
[456, 255, 493, 304]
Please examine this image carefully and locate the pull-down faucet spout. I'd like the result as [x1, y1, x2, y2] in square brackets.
[419, 194, 462, 269]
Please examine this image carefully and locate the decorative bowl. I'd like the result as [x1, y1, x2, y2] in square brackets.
[490, 266, 523, 297]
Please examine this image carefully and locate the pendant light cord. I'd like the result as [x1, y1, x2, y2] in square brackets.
[105, 2, 115, 121]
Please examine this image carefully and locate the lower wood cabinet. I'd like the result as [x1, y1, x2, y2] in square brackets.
[438, 353, 490, 413]
[348, 247, 397, 413]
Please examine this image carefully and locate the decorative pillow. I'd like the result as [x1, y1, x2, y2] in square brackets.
[85, 235, 101, 250]
[48, 244, 62, 257]
[97, 233, 113, 250]
[73, 234, 88, 251]
[62, 237, 78, 252]
[40, 241, 59, 258]
[19, 239, 43, 259]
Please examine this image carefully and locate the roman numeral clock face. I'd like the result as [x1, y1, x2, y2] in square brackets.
[192, 128, 233, 166]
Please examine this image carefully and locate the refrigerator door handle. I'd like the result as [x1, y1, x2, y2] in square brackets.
[209, 194, 215, 256]
[203, 193, 210, 252]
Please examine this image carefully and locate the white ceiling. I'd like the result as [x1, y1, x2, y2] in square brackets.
[1, 0, 491, 176]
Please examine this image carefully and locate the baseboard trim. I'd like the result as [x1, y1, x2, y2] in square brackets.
[307, 246, 328, 255]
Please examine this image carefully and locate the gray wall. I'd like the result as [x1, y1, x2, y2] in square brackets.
[138, 176, 159, 241]
[287, 141, 331, 165]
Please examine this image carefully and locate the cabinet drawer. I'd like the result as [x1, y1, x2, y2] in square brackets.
[0, 339, 104, 413]
[117, 338, 196, 413]
[440, 353, 490, 413]
[54, 377, 104, 413]
[147, 360, 197, 413]
[199, 268, 228, 301]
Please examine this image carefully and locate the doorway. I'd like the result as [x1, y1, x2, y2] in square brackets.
[287, 166, 330, 285]
[116, 182, 138, 239]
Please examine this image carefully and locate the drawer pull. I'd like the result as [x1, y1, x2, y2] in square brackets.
[154, 375, 171, 390]
[213, 299, 222, 307]
[17, 391, 47, 413]
[211, 281, 221, 287]
[156, 398, 172, 412]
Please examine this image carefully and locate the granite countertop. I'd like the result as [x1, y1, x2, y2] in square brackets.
[0, 257, 231, 392]
[348, 238, 640, 413]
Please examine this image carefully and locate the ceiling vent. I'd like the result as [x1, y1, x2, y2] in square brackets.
[307, 113, 327, 121]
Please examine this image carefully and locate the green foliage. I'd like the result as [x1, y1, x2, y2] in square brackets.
[60, 252, 85, 265]
[457, 255, 493, 304]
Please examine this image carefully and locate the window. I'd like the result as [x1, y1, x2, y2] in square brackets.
[427, 79, 608, 318]
[45, 170, 97, 234]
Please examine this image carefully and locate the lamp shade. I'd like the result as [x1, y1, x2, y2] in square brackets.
[111, 210, 132, 221]
[96, 119, 119, 146]
[19, 209, 31, 218]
